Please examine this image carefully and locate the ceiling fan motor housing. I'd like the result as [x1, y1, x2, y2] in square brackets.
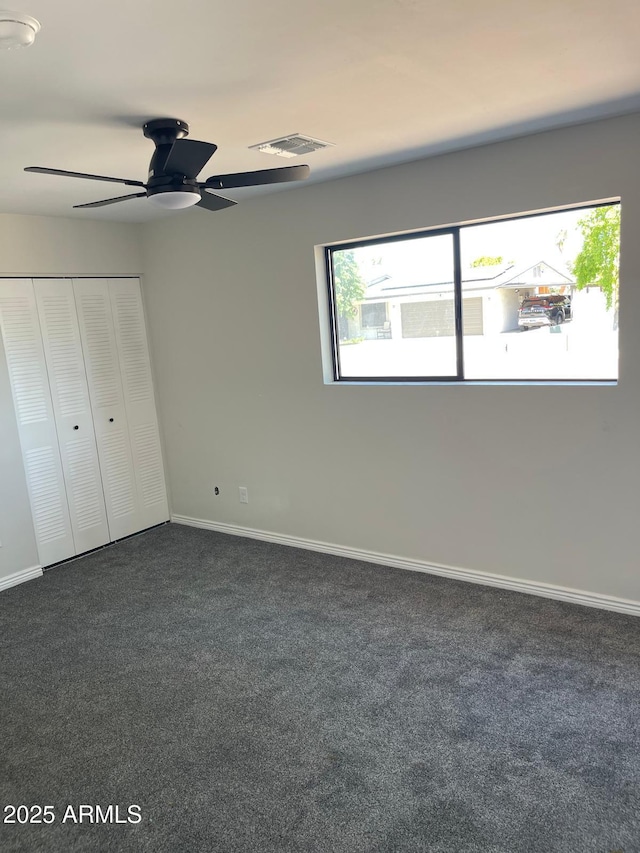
[144, 118, 190, 180]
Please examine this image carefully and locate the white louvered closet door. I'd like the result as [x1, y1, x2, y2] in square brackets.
[73, 279, 140, 539]
[0, 280, 75, 567]
[74, 278, 168, 535]
[109, 279, 169, 530]
[33, 280, 110, 555]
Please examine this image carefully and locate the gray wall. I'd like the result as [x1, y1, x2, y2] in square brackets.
[141, 113, 640, 603]
[0, 214, 142, 581]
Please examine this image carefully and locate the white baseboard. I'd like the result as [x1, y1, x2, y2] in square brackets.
[0, 564, 43, 593]
[172, 514, 640, 618]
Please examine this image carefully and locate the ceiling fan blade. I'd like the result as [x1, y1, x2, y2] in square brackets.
[73, 192, 148, 209]
[162, 140, 218, 179]
[197, 191, 237, 212]
[25, 166, 146, 188]
[203, 164, 310, 190]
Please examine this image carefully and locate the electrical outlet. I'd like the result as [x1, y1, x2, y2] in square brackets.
[239, 486, 248, 504]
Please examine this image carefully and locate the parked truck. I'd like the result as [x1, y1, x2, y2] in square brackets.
[518, 294, 572, 330]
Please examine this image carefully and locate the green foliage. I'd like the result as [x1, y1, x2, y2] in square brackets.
[555, 228, 568, 255]
[470, 255, 503, 268]
[333, 250, 366, 338]
[572, 206, 620, 311]
[333, 250, 366, 318]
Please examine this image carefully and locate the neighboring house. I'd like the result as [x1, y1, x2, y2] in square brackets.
[349, 261, 574, 339]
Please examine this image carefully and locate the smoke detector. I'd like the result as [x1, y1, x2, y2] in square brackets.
[249, 134, 334, 159]
[0, 10, 40, 49]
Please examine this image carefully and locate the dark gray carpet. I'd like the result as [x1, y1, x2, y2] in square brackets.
[1, 523, 639, 853]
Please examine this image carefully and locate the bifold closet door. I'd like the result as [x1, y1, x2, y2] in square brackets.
[109, 279, 169, 530]
[74, 278, 169, 534]
[33, 280, 110, 555]
[0, 280, 75, 566]
[73, 279, 140, 539]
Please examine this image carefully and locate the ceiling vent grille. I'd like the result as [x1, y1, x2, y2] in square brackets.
[249, 134, 334, 158]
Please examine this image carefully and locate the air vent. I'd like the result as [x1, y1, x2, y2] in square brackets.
[249, 134, 334, 158]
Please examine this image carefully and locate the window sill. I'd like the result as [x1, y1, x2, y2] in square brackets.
[327, 379, 618, 387]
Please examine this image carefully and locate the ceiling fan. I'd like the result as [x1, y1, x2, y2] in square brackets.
[25, 118, 311, 212]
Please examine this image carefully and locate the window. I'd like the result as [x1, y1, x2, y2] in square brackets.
[361, 302, 387, 328]
[326, 202, 620, 383]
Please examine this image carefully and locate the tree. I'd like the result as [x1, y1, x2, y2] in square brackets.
[555, 228, 568, 255]
[572, 206, 620, 312]
[470, 255, 503, 268]
[333, 250, 366, 339]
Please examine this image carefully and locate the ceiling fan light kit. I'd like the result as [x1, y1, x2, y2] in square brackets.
[0, 10, 40, 49]
[147, 188, 200, 209]
[24, 118, 311, 214]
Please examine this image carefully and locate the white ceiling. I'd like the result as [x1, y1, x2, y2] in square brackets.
[1, 0, 639, 222]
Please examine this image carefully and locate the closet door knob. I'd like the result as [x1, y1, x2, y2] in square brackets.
[73, 425, 79, 430]
[109, 418, 114, 422]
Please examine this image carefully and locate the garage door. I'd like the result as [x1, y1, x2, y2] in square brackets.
[401, 298, 483, 338]
[462, 297, 483, 336]
[401, 301, 454, 338]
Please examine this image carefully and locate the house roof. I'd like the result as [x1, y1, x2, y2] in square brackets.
[494, 261, 574, 289]
[362, 260, 574, 301]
